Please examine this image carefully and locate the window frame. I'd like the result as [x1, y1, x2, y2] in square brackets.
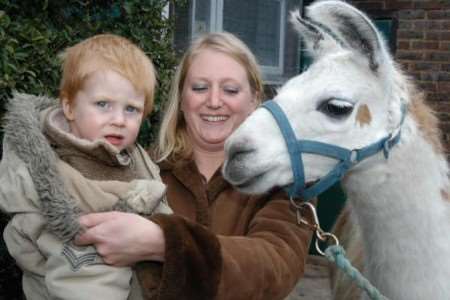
[190, 0, 288, 78]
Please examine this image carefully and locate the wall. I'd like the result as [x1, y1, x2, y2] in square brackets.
[350, 0, 450, 158]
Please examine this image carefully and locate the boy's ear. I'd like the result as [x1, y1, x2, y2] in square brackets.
[62, 97, 75, 121]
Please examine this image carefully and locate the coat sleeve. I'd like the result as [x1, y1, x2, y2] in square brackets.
[136, 192, 313, 300]
[0, 150, 43, 273]
[0, 150, 41, 213]
[135, 214, 222, 300]
[216, 195, 312, 300]
[0, 152, 50, 298]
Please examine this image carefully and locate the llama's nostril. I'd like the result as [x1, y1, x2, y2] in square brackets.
[224, 143, 255, 184]
[227, 142, 254, 163]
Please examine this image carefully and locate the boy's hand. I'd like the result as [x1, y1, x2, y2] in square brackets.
[75, 211, 165, 266]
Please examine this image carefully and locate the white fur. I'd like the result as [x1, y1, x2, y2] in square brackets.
[223, 1, 450, 299]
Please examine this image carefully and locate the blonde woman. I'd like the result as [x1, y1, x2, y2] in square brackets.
[76, 32, 312, 300]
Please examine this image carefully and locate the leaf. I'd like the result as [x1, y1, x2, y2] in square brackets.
[24, 70, 36, 77]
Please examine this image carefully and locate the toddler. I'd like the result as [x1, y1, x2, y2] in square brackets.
[0, 34, 171, 300]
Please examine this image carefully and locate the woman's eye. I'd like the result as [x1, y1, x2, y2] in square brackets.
[318, 99, 354, 119]
[192, 84, 208, 92]
[223, 86, 239, 95]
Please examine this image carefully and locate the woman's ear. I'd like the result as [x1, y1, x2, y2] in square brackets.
[251, 92, 259, 109]
[62, 97, 75, 121]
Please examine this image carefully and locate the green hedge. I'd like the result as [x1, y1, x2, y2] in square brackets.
[0, 0, 186, 149]
[0, 1, 185, 298]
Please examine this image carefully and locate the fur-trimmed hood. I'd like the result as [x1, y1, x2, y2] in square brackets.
[2, 93, 82, 241]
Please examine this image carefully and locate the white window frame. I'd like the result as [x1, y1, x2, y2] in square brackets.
[191, 0, 287, 77]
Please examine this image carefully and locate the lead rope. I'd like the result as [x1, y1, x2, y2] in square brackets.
[291, 199, 389, 300]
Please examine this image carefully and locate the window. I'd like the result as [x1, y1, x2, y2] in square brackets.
[174, 0, 303, 84]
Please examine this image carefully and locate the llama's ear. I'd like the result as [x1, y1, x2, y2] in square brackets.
[306, 1, 389, 72]
[290, 10, 343, 60]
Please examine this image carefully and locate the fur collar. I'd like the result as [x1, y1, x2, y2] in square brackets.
[3, 93, 81, 241]
[44, 107, 133, 167]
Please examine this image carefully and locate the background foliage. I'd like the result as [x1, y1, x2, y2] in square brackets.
[0, 0, 184, 149]
[0, 1, 184, 298]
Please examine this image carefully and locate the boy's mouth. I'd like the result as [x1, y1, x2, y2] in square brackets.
[104, 134, 124, 146]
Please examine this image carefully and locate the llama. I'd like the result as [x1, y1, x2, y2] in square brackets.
[222, 1, 450, 299]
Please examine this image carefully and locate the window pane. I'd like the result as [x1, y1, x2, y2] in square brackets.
[193, 0, 211, 37]
[223, 0, 282, 68]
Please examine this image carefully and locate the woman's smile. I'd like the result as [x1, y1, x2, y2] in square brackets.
[200, 114, 229, 122]
[181, 49, 257, 151]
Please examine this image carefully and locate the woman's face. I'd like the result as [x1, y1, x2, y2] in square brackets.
[181, 49, 258, 152]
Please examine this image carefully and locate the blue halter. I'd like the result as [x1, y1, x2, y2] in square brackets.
[261, 100, 405, 200]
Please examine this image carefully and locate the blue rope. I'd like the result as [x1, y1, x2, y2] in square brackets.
[324, 245, 389, 300]
[260, 100, 404, 200]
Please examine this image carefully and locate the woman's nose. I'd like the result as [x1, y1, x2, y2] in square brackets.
[206, 87, 223, 109]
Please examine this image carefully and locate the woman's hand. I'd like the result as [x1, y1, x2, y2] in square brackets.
[74, 211, 165, 266]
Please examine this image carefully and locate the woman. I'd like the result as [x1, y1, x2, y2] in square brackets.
[76, 32, 312, 300]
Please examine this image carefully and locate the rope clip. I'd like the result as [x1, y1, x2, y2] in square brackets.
[290, 198, 339, 255]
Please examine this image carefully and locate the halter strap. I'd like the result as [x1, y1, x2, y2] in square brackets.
[262, 100, 305, 196]
[261, 100, 404, 200]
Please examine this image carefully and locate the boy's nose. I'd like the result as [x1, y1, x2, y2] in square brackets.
[111, 110, 126, 126]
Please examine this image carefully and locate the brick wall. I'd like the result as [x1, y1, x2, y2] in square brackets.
[350, 0, 450, 158]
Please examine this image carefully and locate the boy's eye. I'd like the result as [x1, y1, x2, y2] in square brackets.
[96, 100, 109, 108]
[125, 105, 139, 113]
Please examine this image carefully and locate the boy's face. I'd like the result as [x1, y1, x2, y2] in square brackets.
[62, 69, 145, 151]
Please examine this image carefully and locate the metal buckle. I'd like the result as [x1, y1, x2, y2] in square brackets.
[350, 149, 358, 164]
[290, 198, 340, 255]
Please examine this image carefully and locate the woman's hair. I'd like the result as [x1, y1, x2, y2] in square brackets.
[156, 32, 264, 163]
[59, 33, 157, 117]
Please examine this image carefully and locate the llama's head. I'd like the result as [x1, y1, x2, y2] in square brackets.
[223, 0, 409, 195]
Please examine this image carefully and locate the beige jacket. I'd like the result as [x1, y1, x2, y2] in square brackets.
[0, 93, 171, 300]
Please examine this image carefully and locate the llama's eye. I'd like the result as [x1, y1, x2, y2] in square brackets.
[318, 99, 354, 119]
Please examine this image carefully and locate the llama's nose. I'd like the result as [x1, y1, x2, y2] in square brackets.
[223, 138, 256, 183]
[226, 138, 254, 164]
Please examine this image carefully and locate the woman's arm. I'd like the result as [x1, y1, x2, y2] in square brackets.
[75, 211, 222, 299]
[214, 197, 312, 300]
[137, 193, 313, 300]
[75, 196, 313, 300]
[75, 211, 165, 265]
